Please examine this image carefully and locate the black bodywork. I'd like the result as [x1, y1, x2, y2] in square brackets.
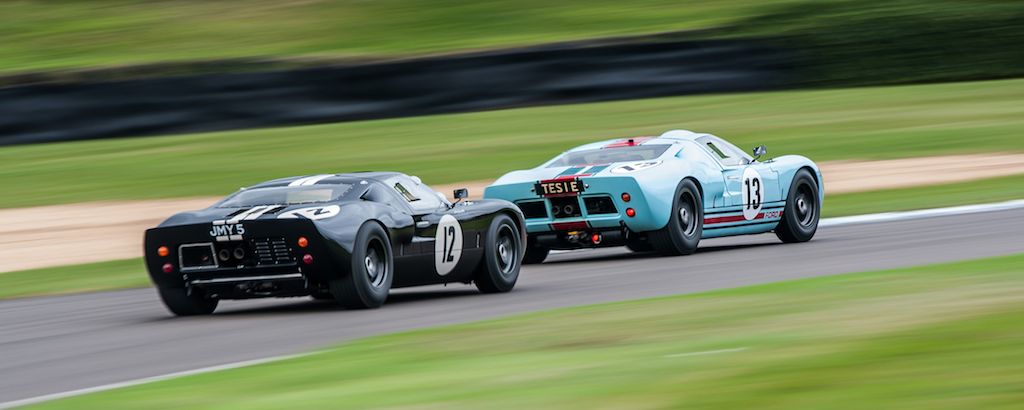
[144, 172, 525, 301]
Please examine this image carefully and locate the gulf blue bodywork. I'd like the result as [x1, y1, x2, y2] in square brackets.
[484, 130, 823, 241]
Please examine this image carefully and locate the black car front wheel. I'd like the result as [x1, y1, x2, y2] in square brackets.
[475, 214, 523, 293]
[331, 222, 393, 309]
[158, 287, 218, 316]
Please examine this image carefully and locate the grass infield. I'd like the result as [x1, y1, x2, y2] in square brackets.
[2, 78, 1022, 209]
[30, 254, 1024, 409]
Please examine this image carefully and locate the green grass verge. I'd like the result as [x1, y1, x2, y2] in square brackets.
[33, 254, 1024, 409]
[3, 78, 1023, 209]
[2, 0, 1022, 88]
[0, 0, 779, 73]
[0, 258, 147, 300]
[2, 171, 1021, 300]
[822, 173, 1024, 218]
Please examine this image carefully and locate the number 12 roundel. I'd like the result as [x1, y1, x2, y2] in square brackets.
[434, 214, 464, 276]
[742, 167, 764, 221]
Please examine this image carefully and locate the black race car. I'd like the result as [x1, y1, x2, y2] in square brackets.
[144, 172, 525, 316]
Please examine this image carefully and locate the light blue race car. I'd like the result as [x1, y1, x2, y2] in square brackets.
[483, 130, 823, 263]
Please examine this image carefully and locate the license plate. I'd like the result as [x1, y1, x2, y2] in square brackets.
[535, 179, 584, 197]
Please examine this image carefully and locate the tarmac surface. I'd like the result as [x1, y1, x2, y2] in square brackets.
[1, 208, 1022, 404]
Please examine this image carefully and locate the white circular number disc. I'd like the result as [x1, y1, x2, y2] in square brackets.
[434, 214, 464, 276]
[742, 167, 764, 221]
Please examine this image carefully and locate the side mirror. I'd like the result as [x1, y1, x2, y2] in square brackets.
[752, 145, 767, 161]
[452, 188, 469, 206]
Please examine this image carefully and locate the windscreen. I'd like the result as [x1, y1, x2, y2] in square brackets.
[547, 145, 671, 167]
[218, 184, 353, 207]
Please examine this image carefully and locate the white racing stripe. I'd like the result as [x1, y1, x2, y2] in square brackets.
[0, 353, 314, 409]
[5, 199, 1024, 407]
[226, 205, 271, 224]
[288, 174, 333, 187]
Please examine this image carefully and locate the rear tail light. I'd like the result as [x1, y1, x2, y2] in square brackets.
[591, 233, 602, 244]
[161, 263, 174, 273]
[297, 236, 309, 248]
[157, 246, 169, 257]
[302, 254, 314, 265]
[625, 208, 636, 217]
[621, 193, 631, 202]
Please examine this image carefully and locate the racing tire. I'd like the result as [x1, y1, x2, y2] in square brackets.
[775, 169, 820, 243]
[474, 214, 523, 293]
[522, 239, 550, 265]
[648, 179, 703, 256]
[330, 222, 393, 309]
[625, 237, 653, 252]
[157, 287, 218, 316]
[310, 292, 334, 300]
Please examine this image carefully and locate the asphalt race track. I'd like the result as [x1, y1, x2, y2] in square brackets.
[2, 208, 1023, 404]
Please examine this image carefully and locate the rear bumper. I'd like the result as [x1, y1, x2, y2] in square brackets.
[486, 177, 665, 234]
[187, 272, 310, 299]
[144, 219, 347, 299]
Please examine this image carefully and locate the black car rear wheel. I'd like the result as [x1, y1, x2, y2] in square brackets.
[648, 179, 703, 256]
[158, 287, 218, 316]
[475, 215, 523, 293]
[331, 222, 393, 309]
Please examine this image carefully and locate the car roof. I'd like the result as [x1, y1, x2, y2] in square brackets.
[564, 130, 715, 153]
[248, 171, 407, 189]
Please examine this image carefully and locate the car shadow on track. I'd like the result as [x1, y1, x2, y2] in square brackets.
[206, 288, 484, 317]
[541, 241, 784, 265]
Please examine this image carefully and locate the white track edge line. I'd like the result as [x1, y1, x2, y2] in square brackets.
[6, 199, 1024, 407]
[818, 199, 1024, 227]
[550, 199, 1024, 254]
[0, 353, 315, 409]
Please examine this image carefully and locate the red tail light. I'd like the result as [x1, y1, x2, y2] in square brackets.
[297, 236, 309, 248]
[621, 193, 631, 202]
[161, 263, 174, 273]
[625, 208, 636, 217]
[157, 246, 169, 257]
[591, 233, 602, 244]
[302, 254, 314, 265]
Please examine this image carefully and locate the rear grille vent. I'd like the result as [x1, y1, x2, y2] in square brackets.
[252, 237, 294, 265]
[516, 200, 548, 219]
[584, 196, 618, 215]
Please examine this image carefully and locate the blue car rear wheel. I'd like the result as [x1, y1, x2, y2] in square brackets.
[648, 179, 703, 256]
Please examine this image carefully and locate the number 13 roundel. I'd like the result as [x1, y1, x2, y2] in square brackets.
[434, 214, 464, 276]
[742, 167, 764, 221]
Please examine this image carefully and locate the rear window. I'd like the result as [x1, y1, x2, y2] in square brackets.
[547, 145, 670, 167]
[218, 184, 353, 207]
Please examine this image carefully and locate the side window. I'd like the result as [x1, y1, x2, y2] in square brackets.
[389, 176, 444, 213]
[362, 184, 398, 204]
[697, 136, 750, 167]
